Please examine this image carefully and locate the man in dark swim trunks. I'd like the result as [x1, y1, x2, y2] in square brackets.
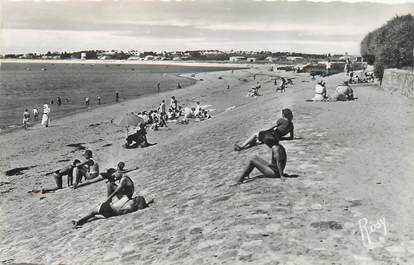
[72, 195, 153, 227]
[41, 159, 80, 193]
[234, 108, 294, 151]
[72, 150, 100, 189]
[106, 162, 135, 201]
[237, 134, 287, 184]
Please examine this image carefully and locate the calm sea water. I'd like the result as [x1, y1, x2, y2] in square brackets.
[0, 62, 236, 130]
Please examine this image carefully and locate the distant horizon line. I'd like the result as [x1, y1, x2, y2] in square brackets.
[1, 49, 359, 56]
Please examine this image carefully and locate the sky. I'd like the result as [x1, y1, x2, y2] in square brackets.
[1, 0, 413, 55]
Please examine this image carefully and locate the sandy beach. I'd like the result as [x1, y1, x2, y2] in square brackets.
[1, 65, 413, 265]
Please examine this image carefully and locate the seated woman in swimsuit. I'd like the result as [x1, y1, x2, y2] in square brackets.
[237, 134, 287, 184]
[72, 195, 153, 227]
[234, 108, 294, 151]
[72, 150, 100, 189]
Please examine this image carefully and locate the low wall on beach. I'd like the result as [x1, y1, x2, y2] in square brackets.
[381, 69, 414, 98]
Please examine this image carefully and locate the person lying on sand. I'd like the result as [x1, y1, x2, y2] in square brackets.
[106, 162, 136, 201]
[72, 150, 100, 189]
[234, 108, 294, 151]
[41, 159, 80, 193]
[237, 134, 286, 184]
[124, 123, 149, 148]
[72, 195, 153, 227]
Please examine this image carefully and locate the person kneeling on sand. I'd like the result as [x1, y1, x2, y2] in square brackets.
[234, 108, 294, 151]
[72, 150, 100, 189]
[124, 123, 149, 148]
[237, 134, 286, 184]
[72, 195, 153, 227]
[41, 159, 80, 193]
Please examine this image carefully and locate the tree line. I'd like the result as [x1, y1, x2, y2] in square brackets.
[360, 14, 414, 80]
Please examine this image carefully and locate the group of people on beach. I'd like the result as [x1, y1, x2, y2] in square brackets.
[310, 79, 355, 102]
[122, 97, 213, 148]
[42, 149, 152, 226]
[22, 104, 50, 129]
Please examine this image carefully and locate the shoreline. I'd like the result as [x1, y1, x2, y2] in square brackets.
[0, 73, 198, 134]
[0, 61, 249, 133]
[0, 58, 256, 68]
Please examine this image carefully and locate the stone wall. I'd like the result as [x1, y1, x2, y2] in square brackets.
[381, 69, 414, 98]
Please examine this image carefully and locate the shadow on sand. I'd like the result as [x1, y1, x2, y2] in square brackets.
[243, 173, 300, 184]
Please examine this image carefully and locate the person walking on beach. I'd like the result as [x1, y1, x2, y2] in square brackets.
[234, 108, 294, 151]
[22, 109, 30, 129]
[41, 104, 50, 127]
[177, 82, 182, 89]
[326, 59, 332, 76]
[115, 91, 120, 102]
[159, 100, 166, 117]
[236, 134, 287, 184]
[97, 95, 101, 105]
[157, 82, 161, 93]
[85, 97, 90, 106]
[57, 96, 62, 106]
[33, 108, 39, 121]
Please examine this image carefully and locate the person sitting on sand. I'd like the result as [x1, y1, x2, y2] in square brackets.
[106, 162, 136, 200]
[72, 150, 100, 188]
[311, 80, 327, 101]
[237, 134, 286, 184]
[72, 195, 153, 227]
[41, 159, 80, 193]
[170, 96, 178, 110]
[124, 123, 149, 148]
[234, 108, 294, 151]
[328, 81, 354, 101]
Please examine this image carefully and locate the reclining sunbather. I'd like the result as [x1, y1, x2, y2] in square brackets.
[234, 108, 294, 151]
[72, 195, 153, 227]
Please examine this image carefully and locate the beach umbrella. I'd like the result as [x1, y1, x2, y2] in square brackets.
[114, 113, 144, 137]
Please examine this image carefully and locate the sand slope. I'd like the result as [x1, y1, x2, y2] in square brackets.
[0, 67, 413, 265]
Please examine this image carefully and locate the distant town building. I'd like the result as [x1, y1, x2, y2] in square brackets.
[286, 56, 304, 61]
[229, 56, 246, 62]
[247, 58, 256, 62]
[81, 53, 87, 60]
[144, 55, 154, 61]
